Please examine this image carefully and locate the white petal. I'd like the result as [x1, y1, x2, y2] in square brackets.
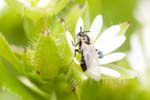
[88, 15, 103, 40]
[37, 0, 50, 8]
[99, 52, 125, 65]
[96, 25, 120, 43]
[76, 17, 84, 35]
[135, 0, 150, 24]
[127, 34, 148, 85]
[101, 66, 120, 77]
[95, 35, 126, 54]
[0, 0, 7, 11]
[142, 25, 150, 59]
[127, 33, 146, 71]
[65, 31, 74, 53]
[87, 66, 101, 81]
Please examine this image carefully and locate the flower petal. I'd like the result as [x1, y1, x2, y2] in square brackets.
[99, 52, 125, 65]
[0, 0, 7, 11]
[127, 34, 147, 85]
[88, 15, 103, 40]
[65, 31, 74, 53]
[135, 0, 150, 24]
[127, 33, 146, 71]
[96, 25, 121, 43]
[76, 17, 84, 35]
[87, 66, 101, 81]
[36, 0, 50, 8]
[142, 26, 150, 59]
[101, 66, 120, 77]
[94, 35, 126, 54]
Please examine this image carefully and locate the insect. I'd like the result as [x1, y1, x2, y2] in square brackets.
[73, 27, 103, 72]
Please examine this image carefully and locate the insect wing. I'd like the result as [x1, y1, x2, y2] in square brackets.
[82, 43, 101, 80]
[82, 43, 99, 69]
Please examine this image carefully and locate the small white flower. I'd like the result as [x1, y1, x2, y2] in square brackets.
[17, 0, 50, 8]
[127, 31, 150, 89]
[65, 15, 126, 80]
[128, 0, 150, 88]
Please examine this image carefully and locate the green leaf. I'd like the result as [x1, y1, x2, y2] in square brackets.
[0, 33, 23, 73]
[82, 1, 90, 30]
[0, 60, 45, 100]
[28, 34, 61, 80]
[5, 0, 69, 19]
[0, 9, 27, 45]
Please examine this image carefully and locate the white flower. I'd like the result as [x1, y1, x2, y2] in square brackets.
[0, 0, 7, 11]
[128, 0, 150, 89]
[65, 15, 126, 80]
[17, 0, 50, 8]
[135, 0, 150, 25]
[127, 30, 150, 89]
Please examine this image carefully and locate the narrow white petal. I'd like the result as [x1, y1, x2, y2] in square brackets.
[76, 17, 84, 35]
[37, 0, 50, 8]
[87, 66, 101, 81]
[127, 33, 146, 71]
[65, 31, 74, 53]
[101, 66, 120, 77]
[135, 0, 150, 24]
[127, 33, 149, 87]
[142, 25, 150, 59]
[88, 15, 103, 40]
[95, 35, 126, 54]
[96, 25, 120, 44]
[127, 34, 148, 85]
[99, 52, 125, 65]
